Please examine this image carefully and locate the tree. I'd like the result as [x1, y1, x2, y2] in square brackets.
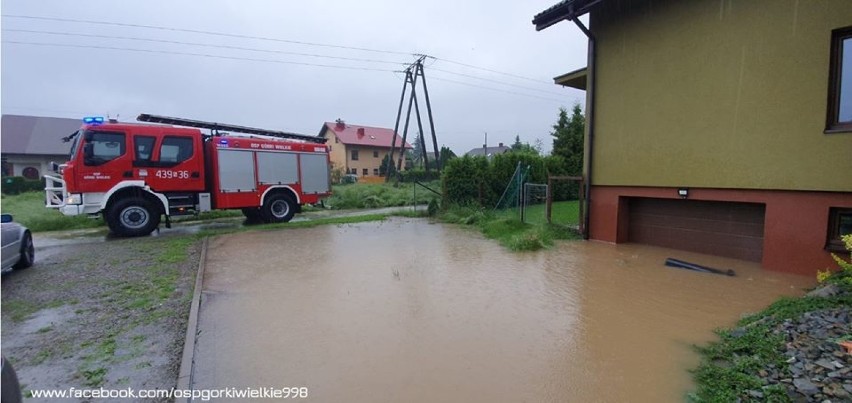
[411, 133, 424, 167]
[510, 134, 540, 155]
[551, 104, 584, 176]
[379, 154, 397, 176]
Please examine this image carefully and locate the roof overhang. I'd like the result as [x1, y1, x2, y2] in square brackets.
[554, 67, 587, 90]
[532, 0, 604, 31]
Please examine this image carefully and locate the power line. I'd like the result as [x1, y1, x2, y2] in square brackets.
[427, 76, 566, 104]
[4, 28, 412, 66]
[3, 40, 397, 72]
[428, 56, 555, 85]
[430, 67, 568, 97]
[2, 14, 414, 56]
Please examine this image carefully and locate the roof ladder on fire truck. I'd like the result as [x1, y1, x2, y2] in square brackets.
[136, 114, 327, 144]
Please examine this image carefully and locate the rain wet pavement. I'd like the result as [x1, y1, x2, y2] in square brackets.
[192, 218, 814, 402]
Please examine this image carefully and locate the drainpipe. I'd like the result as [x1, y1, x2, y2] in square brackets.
[572, 16, 595, 240]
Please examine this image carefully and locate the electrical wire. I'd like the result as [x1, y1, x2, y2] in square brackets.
[430, 67, 568, 97]
[1, 14, 414, 56]
[430, 56, 555, 85]
[427, 76, 566, 104]
[3, 40, 397, 72]
[3, 28, 412, 66]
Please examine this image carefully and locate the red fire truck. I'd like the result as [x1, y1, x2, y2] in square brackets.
[45, 114, 331, 237]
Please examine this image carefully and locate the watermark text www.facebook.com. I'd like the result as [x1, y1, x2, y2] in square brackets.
[30, 386, 309, 401]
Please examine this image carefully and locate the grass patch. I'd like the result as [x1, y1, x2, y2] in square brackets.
[438, 204, 580, 251]
[2, 299, 65, 322]
[690, 284, 852, 402]
[326, 181, 440, 210]
[1, 191, 104, 232]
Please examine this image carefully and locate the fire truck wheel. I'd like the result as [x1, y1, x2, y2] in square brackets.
[241, 207, 263, 224]
[261, 193, 296, 223]
[107, 197, 161, 237]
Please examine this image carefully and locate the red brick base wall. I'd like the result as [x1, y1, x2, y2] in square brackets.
[588, 186, 852, 275]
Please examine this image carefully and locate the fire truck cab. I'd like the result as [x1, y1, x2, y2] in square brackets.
[45, 115, 331, 237]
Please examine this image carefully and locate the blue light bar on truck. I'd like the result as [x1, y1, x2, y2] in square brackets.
[83, 117, 104, 124]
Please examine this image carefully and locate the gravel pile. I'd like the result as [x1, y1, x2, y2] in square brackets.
[742, 286, 851, 402]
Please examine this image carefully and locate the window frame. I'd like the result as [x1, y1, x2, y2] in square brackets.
[158, 135, 194, 165]
[826, 26, 852, 133]
[83, 130, 126, 166]
[133, 135, 157, 163]
[373, 151, 379, 158]
[826, 207, 852, 252]
[362, 168, 369, 176]
[351, 149, 359, 161]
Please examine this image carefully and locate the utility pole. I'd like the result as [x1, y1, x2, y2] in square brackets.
[386, 55, 442, 181]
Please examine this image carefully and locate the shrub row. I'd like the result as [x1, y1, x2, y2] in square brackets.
[441, 152, 577, 207]
[2, 177, 45, 195]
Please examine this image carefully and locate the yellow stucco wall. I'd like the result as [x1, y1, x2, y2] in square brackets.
[589, 0, 852, 191]
[327, 132, 348, 175]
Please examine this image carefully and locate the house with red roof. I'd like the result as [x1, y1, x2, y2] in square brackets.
[318, 119, 412, 181]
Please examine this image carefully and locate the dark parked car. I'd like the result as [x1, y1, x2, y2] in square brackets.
[1, 356, 22, 403]
[1, 214, 34, 273]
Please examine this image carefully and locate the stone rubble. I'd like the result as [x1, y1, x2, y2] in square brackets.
[742, 305, 851, 402]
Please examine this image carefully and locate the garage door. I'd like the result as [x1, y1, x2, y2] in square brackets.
[628, 198, 765, 262]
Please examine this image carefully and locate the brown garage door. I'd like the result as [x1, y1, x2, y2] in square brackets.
[628, 198, 765, 262]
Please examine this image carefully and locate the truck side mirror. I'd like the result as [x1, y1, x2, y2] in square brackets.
[1, 214, 13, 223]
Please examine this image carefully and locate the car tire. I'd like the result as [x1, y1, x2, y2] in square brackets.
[13, 231, 33, 270]
[107, 197, 161, 237]
[260, 193, 296, 223]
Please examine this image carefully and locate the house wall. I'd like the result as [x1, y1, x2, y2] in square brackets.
[1, 154, 64, 180]
[589, 185, 852, 275]
[589, 0, 852, 191]
[345, 146, 401, 177]
[326, 132, 348, 176]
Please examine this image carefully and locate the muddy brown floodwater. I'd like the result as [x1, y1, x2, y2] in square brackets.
[193, 218, 814, 402]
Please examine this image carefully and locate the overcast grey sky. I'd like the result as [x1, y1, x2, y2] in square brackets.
[1, 0, 588, 154]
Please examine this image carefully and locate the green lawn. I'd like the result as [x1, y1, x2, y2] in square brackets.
[1, 192, 103, 232]
[326, 181, 441, 209]
[501, 200, 579, 226]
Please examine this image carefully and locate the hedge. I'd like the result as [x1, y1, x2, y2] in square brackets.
[2, 177, 46, 195]
[441, 152, 578, 208]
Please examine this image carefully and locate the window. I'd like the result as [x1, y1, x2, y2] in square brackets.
[827, 208, 852, 251]
[373, 151, 379, 158]
[335, 137, 339, 143]
[159, 136, 194, 164]
[350, 168, 357, 175]
[373, 168, 379, 176]
[22, 167, 39, 180]
[362, 168, 368, 176]
[134, 136, 156, 162]
[351, 149, 359, 161]
[84, 131, 126, 166]
[827, 26, 852, 132]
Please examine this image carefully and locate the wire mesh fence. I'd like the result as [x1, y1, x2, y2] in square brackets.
[521, 183, 549, 225]
[547, 176, 584, 231]
[493, 162, 530, 219]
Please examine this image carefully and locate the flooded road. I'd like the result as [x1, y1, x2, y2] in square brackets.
[193, 218, 814, 402]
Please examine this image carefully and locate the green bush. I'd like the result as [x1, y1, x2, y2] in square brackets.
[2, 177, 46, 195]
[441, 156, 493, 206]
[399, 169, 441, 183]
[441, 153, 577, 208]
